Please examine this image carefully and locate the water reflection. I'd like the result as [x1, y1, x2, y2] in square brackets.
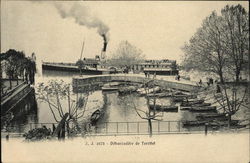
[95, 91, 201, 133]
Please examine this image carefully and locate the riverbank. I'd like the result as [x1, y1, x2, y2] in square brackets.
[2, 133, 249, 163]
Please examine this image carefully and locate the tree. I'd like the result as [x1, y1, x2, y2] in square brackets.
[3, 49, 25, 87]
[181, 5, 249, 128]
[1, 49, 37, 86]
[181, 12, 227, 83]
[108, 41, 145, 68]
[123, 79, 163, 137]
[221, 4, 249, 82]
[214, 84, 248, 127]
[21, 57, 36, 84]
[181, 4, 249, 83]
[36, 80, 89, 137]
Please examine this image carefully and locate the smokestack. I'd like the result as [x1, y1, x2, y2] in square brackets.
[101, 34, 108, 59]
[101, 34, 108, 52]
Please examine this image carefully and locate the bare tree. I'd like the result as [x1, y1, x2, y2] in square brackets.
[214, 83, 248, 127]
[182, 4, 249, 83]
[36, 80, 89, 136]
[221, 4, 249, 82]
[181, 4, 249, 128]
[125, 79, 163, 137]
[182, 12, 227, 83]
[108, 40, 145, 69]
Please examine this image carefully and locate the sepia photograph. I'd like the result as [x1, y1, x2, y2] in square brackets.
[1, 1, 249, 162]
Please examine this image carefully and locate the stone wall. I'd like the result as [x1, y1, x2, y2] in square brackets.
[72, 75, 200, 92]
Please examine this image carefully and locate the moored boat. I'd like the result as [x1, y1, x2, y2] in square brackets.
[172, 97, 185, 102]
[149, 104, 178, 112]
[196, 113, 227, 121]
[182, 120, 239, 127]
[90, 109, 103, 125]
[137, 86, 161, 96]
[182, 120, 207, 126]
[147, 92, 172, 98]
[101, 83, 119, 91]
[191, 103, 211, 107]
[118, 86, 137, 95]
[101, 87, 118, 91]
[189, 106, 217, 112]
[180, 99, 205, 106]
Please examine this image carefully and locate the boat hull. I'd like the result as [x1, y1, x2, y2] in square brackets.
[42, 63, 105, 75]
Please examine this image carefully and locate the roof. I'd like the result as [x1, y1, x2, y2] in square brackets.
[83, 58, 99, 64]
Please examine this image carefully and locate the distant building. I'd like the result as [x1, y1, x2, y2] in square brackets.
[130, 59, 178, 75]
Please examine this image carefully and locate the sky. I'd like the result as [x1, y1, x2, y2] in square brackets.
[1, 1, 249, 64]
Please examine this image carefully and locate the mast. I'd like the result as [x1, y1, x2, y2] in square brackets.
[80, 38, 85, 60]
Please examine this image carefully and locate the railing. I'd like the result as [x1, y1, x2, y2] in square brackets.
[2, 120, 247, 138]
[1, 80, 26, 100]
[1, 85, 33, 114]
[93, 121, 183, 135]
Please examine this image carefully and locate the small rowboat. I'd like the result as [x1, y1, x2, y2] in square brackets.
[173, 94, 197, 99]
[182, 120, 207, 126]
[189, 106, 217, 112]
[147, 92, 172, 98]
[181, 99, 205, 106]
[137, 86, 161, 96]
[90, 110, 103, 125]
[180, 103, 212, 110]
[196, 113, 227, 121]
[209, 120, 239, 126]
[149, 104, 178, 112]
[101, 87, 118, 91]
[118, 86, 137, 95]
[182, 120, 239, 127]
[191, 103, 211, 107]
[172, 97, 185, 102]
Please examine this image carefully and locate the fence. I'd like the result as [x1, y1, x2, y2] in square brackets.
[2, 120, 247, 138]
[93, 121, 183, 135]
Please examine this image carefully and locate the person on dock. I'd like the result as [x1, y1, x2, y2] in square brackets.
[153, 72, 156, 79]
[177, 74, 180, 81]
[216, 84, 221, 93]
[199, 79, 202, 86]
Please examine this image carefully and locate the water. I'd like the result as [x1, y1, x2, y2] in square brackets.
[3, 69, 210, 134]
